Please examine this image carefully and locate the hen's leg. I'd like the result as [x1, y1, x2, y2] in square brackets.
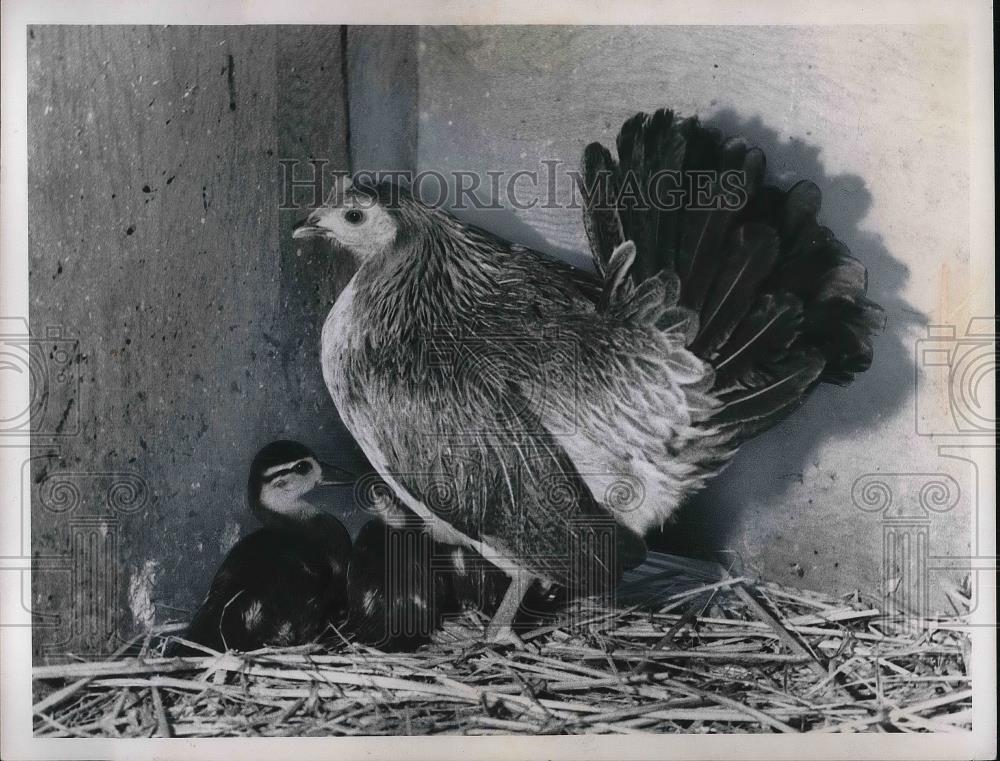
[484, 569, 533, 645]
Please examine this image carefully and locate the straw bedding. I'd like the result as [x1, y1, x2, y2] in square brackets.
[32, 552, 972, 736]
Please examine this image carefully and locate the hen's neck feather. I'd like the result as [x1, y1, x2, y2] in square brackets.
[353, 214, 502, 344]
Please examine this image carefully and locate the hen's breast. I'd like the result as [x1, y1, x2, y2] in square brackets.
[321, 273, 362, 417]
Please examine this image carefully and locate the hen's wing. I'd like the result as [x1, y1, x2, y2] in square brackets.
[357, 348, 647, 592]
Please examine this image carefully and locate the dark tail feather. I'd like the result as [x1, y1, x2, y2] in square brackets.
[713, 292, 805, 389]
[678, 145, 766, 313]
[616, 109, 688, 283]
[688, 223, 779, 357]
[758, 181, 885, 384]
[803, 296, 882, 384]
[581, 108, 884, 443]
[580, 142, 624, 275]
[713, 351, 826, 439]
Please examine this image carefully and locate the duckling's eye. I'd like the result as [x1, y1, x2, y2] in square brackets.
[344, 209, 365, 225]
[293, 461, 312, 475]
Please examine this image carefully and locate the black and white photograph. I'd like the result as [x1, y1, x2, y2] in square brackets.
[0, 2, 995, 759]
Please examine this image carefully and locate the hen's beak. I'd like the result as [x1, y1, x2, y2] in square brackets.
[317, 459, 355, 486]
[292, 216, 323, 239]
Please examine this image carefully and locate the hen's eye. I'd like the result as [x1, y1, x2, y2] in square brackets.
[293, 461, 312, 475]
[345, 209, 365, 225]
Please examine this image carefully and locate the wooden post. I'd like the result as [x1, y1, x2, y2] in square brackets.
[27, 26, 356, 660]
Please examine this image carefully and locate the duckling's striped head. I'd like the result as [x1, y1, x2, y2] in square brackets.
[248, 440, 324, 520]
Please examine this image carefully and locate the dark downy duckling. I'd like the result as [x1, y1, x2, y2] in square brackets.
[344, 518, 451, 651]
[345, 518, 562, 650]
[167, 441, 352, 655]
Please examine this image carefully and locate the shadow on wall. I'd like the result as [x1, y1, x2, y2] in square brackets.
[649, 109, 921, 560]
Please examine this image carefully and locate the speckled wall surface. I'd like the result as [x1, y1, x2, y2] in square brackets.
[27, 26, 371, 661]
[413, 26, 979, 605]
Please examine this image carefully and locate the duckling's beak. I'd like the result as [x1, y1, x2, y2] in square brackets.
[317, 459, 355, 485]
[292, 216, 323, 239]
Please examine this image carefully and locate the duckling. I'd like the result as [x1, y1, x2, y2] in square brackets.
[345, 519, 563, 649]
[344, 518, 452, 651]
[444, 544, 567, 635]
[167, 441, 352, 655]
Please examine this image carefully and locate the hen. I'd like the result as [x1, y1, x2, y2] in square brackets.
[294, 109, 884, 641]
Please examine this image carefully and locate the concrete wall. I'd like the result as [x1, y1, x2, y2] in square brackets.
[414, 26, 978, 604]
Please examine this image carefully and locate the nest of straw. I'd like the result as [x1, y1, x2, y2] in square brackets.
[32, 552, 972, 736]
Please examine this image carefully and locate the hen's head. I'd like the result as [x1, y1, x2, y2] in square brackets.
[292, 179, 433, 262]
